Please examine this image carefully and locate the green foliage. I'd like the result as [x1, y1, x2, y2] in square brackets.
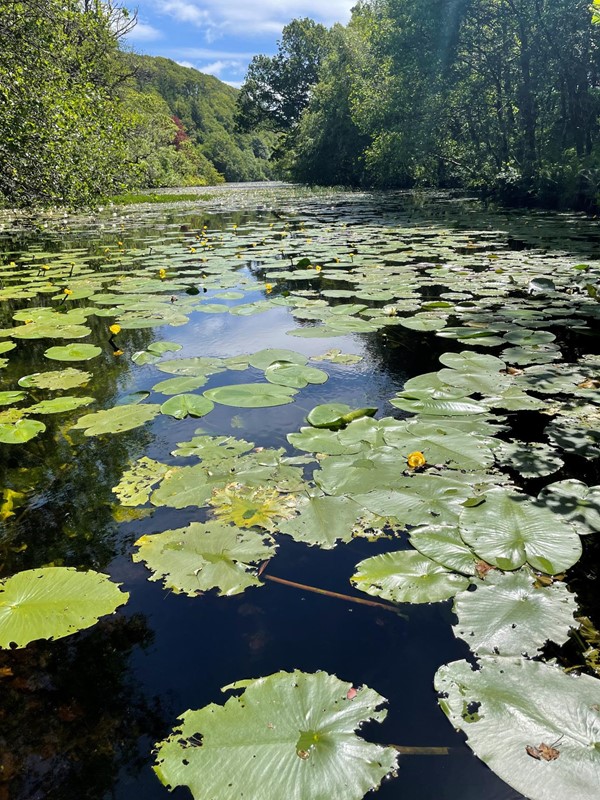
[154, 670, 398, 800]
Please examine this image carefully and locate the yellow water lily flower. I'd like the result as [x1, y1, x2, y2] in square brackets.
[314, 264, 322, 272]
[41, 264, 50, 271]
[407, 451, 426, 469]
[109, 324, 121, 335]
[63, 288, 73, 295]
[265, 283, 273, 293]
[113, 349, 124, 357]
[158, 268, 166, 279]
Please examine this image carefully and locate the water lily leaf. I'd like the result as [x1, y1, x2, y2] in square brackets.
[209, 483, 297, 531]
[113, 457, 170, 506]
[18, 368, 91, 390]
[400, 316, 447, 331]
[44, 343, 102, 362]
[116, 391, 151, 406]
[459, 490, 582, 574]
[386, 421, 496, 471]
[538, 479, 600, 536]
[409, 524, 479, 576]
[278, 495, 364, 548]
[0, 391, 27, 406]
[26, 396, 94, 415]
[160, 394, 214, 419]
[306, 403, 377, 429]
[0, 342, 16, 355]
[204, 383, 297, 408]
[545, 415, 600, 460]
[437, 350, 509, 395]
[503, 328, 556, 346]
[12, 322, 91, 339]
[452, 570, 577, 657]
[248, 349, 308, 370]
[486, 387, 548, 411]
[152, 375, 208, 395]
[0, 567, 128, 648]
[172, 434, 254, 462]
[154, 670, 397, 800]
[71, 404, 160, 436]
[264, 361, 328, 388]
[150, 464, 220, 509]
[311, 349, 363, 364]
[496, 440, 564, 478]
[156, 357, 225, 377]
[390, 389, 487, 416]
[147, 340, 182, 355]
[352, 550, 470, 604]
[0, 418, 46, 444]
[133, 522, 276, 596]
[287, 426, 356, 456]
[435, 657, 600, 800]
[131, 350, 161, 366]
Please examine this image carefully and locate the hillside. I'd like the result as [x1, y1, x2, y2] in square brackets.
[124, 54, 276, 184]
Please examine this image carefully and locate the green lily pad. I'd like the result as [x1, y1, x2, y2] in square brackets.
[452, 570, 577, 657]
[496, 440, 564, 478]
[352, 550, 470, 604]
[409, 524, 479, 576]
[71, 404, 160, 436]
[459, 489, 582, 574]
[0, 567, 128, 648]
[278, 495, 364, 548]
[112, 457, 169, 506]
[390, 389, 487, 416]
[160, 394, 214, 419]
[18, 368, 91, 390]
[44, 343, 102, 362]
[26, 396, 95, 415]
[264, 361, 328, 388]
[435, 657, 600, 800]
[204, 383, 297, 408]
[537, 479, 600, 536]
[0, 418, 46, 444]
[248, 348, 308, 370]
[154, 670, 398, 800]
[306, 404, 377, 430]
[133, 522, 277, 596]
[0, 391, 27, 406]
[152, 375, 208, 395]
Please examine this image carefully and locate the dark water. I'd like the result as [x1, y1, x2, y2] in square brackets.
[1, 186, 599, 800]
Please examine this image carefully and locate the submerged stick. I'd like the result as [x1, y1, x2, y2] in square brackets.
[261, 572, 406, 617]
[390, 745, 460, 756]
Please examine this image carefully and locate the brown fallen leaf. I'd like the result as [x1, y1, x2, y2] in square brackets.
[475, 560, 494, 579]
[526, 741, 561, 761]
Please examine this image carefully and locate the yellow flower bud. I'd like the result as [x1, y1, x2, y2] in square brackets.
[109, 324, 121, 335]
[407, 451, 426, 469]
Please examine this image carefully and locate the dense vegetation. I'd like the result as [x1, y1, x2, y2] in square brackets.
[0, 0, 274, 208]
[240, 1, 600, 209]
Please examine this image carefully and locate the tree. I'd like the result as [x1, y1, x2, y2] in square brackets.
[236, 18, 330, 131]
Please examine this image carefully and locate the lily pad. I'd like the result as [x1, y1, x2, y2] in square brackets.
[248, 348, 308, 370]
[452, 570, 577, 656]
[264, 361, 328, 388]
[278, 495, 364, 548]
[44, 343, 102, 362]
[204, 383, 297, 408]
[0, 567, 128, 648]
[435, 657, 600, 800]
[351, 550, 470, 604]
[409, 524, 479, 576]
[112, 457, 169, 506]
[160, 394, 214, 419]
[133, 522, 276, 596]
[26, 396, 95, 415]
[0, 418, 46, 444]
[154, 670, 398, 800]
[496, 440, 564, 478]
[18, 368, 91, 390]
[72, 404, 160, 436]
[537, 479, 600, 536]
[459, 490, 582, 574]
[306, 404, 377, 430]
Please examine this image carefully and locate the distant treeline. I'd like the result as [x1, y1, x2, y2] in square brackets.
[0, 0, 275, 207]
[238, 2, 600, 210]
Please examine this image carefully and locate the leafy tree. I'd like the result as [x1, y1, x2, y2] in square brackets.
[236, 18, 330, 131]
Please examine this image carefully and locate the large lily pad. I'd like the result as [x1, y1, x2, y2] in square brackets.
[18, 368, 91, 390]
[537, 479, 600, 536]
[435, 657, 600, 800]
[278, 495, 364, 548]
[204, 383, 297, 408]
[112, 457, 170, 506]
[0, 567, 128, 648]
[44, 343, 102, 362]
[351, 550, 470, 604]
[133, 522, 277, 596]
[72, 404, 160, 436]
[0, 418, 46, 444]
[264, 361, 328, 388]
[154, 670, 398, 800]
[452, 570, 577, 656]
[160, 394, 214, 419]
[459, 490, 582, 574]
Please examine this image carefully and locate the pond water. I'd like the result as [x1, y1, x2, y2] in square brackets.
[0, 185, 599, 800]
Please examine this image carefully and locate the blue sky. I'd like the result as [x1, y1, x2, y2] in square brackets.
[122, 1, 355, 87]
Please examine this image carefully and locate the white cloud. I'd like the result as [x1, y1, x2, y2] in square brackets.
[123, 20, 163, 42]
[152, 0, 355, 38]
[198, 59, 244, 78]
[175, 60, 197, 69]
